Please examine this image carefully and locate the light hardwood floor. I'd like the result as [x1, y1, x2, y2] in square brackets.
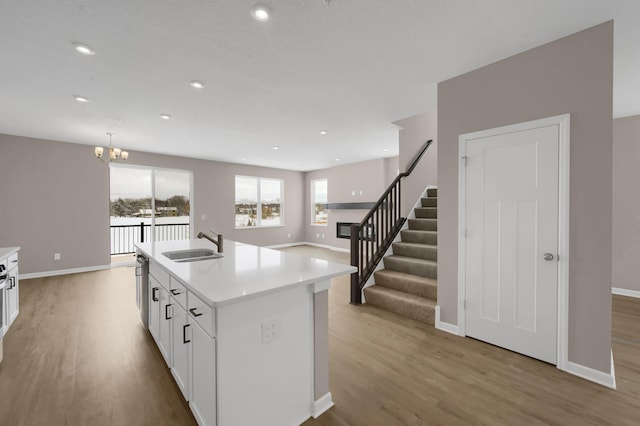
[1, 246, 638, 425]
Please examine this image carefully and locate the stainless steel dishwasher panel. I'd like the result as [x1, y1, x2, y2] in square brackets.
[136, 253, 149, 328]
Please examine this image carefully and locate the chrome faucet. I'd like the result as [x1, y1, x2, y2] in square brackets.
[197, 231, 223, 253]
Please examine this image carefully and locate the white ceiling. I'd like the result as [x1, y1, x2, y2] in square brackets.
[0, 1, 637, 171]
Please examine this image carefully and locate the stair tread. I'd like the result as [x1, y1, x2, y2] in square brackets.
[365, 286, 436, 307]
[393, 241, 437, 249]
[386, 255, 436, 266]
[374, 269, 437, 286]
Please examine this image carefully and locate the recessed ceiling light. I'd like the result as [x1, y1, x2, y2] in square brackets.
[160, 114, 172, 120]
[190, 80, 205, 89]
[251, 5, 271, 22]
[335, 158, 340, 162]
[72, 42, 95, 55]
[273, 146, 279, 150]
[319, 130, 328, 135]
[242, 157, 247, 161]
[383, 148, 389, 152]
[73, 95, 90, 103]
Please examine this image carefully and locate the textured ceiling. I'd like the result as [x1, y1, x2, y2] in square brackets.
[0, 1, 637, 170]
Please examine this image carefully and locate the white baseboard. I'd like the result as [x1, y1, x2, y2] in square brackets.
[312, 392, 334, 418]
[301, 242, 351, 252]
[265, 242, 304, 249]
[612, 287, 640, 298]
[21, 263, 114, 280]
[435, 305, 460, 336]
[563, 351, 616, 389]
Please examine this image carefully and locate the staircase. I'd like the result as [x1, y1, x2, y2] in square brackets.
[363, 188, 437, 325]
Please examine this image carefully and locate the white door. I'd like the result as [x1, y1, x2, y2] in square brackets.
[463, 123, 559, 364]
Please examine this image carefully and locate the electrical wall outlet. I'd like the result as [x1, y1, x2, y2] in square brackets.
[261, 319, 281, 345]
[54, 253, 61, 261]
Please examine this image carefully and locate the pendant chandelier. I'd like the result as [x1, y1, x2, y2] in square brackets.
[95, 132, 129, 162]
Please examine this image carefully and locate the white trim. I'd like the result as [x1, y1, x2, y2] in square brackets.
[565, 351, 616, 389]
[435, 306, 460, 335]
[556, 114, 571, 371]
[264, 242, 302, 249]
[457, 114, 571, 370]
[612, 287, 640, 298]
[312, 392, 334, 418]
[21, 264, 113, 280]
[330, 246, 350, 253]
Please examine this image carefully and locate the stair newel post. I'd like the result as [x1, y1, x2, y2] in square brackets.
[350, 223, 362, 304]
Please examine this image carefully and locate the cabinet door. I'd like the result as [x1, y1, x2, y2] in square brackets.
[158, 287, 172, 366]
[190, 321, 216, 426]
[171, 302, 190, 401]
[7, 268, 19, 327]
[148, 277, 161, 342]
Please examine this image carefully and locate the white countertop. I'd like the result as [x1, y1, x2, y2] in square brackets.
[135, 239, 356, 307]
[0, 247, 20, 259]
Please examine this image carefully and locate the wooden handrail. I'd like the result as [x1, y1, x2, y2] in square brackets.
[350, 140, 433, 304]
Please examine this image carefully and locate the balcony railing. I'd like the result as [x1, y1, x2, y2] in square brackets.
[110, 222, 190, 255]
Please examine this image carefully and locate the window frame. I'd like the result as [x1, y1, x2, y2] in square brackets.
[310, 178, 328, 227]
[235, 175, 284, 229]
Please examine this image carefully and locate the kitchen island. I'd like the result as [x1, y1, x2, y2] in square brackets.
[135, 239, 355, 426]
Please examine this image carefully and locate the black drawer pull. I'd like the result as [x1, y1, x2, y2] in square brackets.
[170, 289, 182, 296]
[189, 308, 203, 317]
[165, 304, 172, 320]
[152, 287, 159, 302]
[183, 324, 191, 344]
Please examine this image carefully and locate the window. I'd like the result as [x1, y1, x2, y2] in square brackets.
[235, 176, 283, 228]
[109, 165, 192, 255]
[311, 179, 328, 226]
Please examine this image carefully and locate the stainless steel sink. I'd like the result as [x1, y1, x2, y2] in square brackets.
[162, 249, 223, 262]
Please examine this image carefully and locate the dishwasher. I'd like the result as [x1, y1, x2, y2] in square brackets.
[135, 253, 149, 328]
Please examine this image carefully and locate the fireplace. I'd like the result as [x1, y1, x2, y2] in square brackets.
[336, 222, 355, 239]
[336, 222, 375, 240]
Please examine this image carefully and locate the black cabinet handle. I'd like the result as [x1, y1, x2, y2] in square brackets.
[11, 259, 17, 263]
[189, 308, 203, 317]
[165, 304, 172, 320]
[183, 324, 191, 344]
[9, 277, 14, 290]
[170, 289, 182, 296]
[152, 287, 159, 302]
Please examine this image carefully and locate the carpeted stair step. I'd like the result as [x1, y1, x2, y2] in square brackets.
[392, 242, 437, 261]
[427, 188, 438, 198]
[421, 197, 437, 207]
[415, 207, 437, 219]
[384, 255, 437, 279]
[400, 229, 437, 245]
[408, 218, 437, 231]
[373, 269, 437, 300]
[363, 286, 436, 325]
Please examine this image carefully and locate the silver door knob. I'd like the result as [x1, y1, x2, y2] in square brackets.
[543, 253, 554, 261]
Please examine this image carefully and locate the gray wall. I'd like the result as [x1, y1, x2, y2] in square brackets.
[437, 22, 613, 373]
[0, 133, 305, 274]
[613, 115, 640, 292]
[304, 158, 392, 250]
[395, 112, 438, 215]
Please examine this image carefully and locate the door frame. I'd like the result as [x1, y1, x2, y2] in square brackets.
[457, 114, 570, 370]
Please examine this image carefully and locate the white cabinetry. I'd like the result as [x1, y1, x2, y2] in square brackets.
[170, 277, 190, 401]
[149, 261, 171, 366]
[188, 293, 216, 426]
[6, 252, 19, 329]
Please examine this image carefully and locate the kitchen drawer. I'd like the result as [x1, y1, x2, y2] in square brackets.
[169, 277, 187, 309]
[7, 252, 18, 271]
[149, 261, 170, 290]
[188, 292, 215, 338]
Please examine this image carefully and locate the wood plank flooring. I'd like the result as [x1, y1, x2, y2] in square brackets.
[1, 245, 639, 425]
